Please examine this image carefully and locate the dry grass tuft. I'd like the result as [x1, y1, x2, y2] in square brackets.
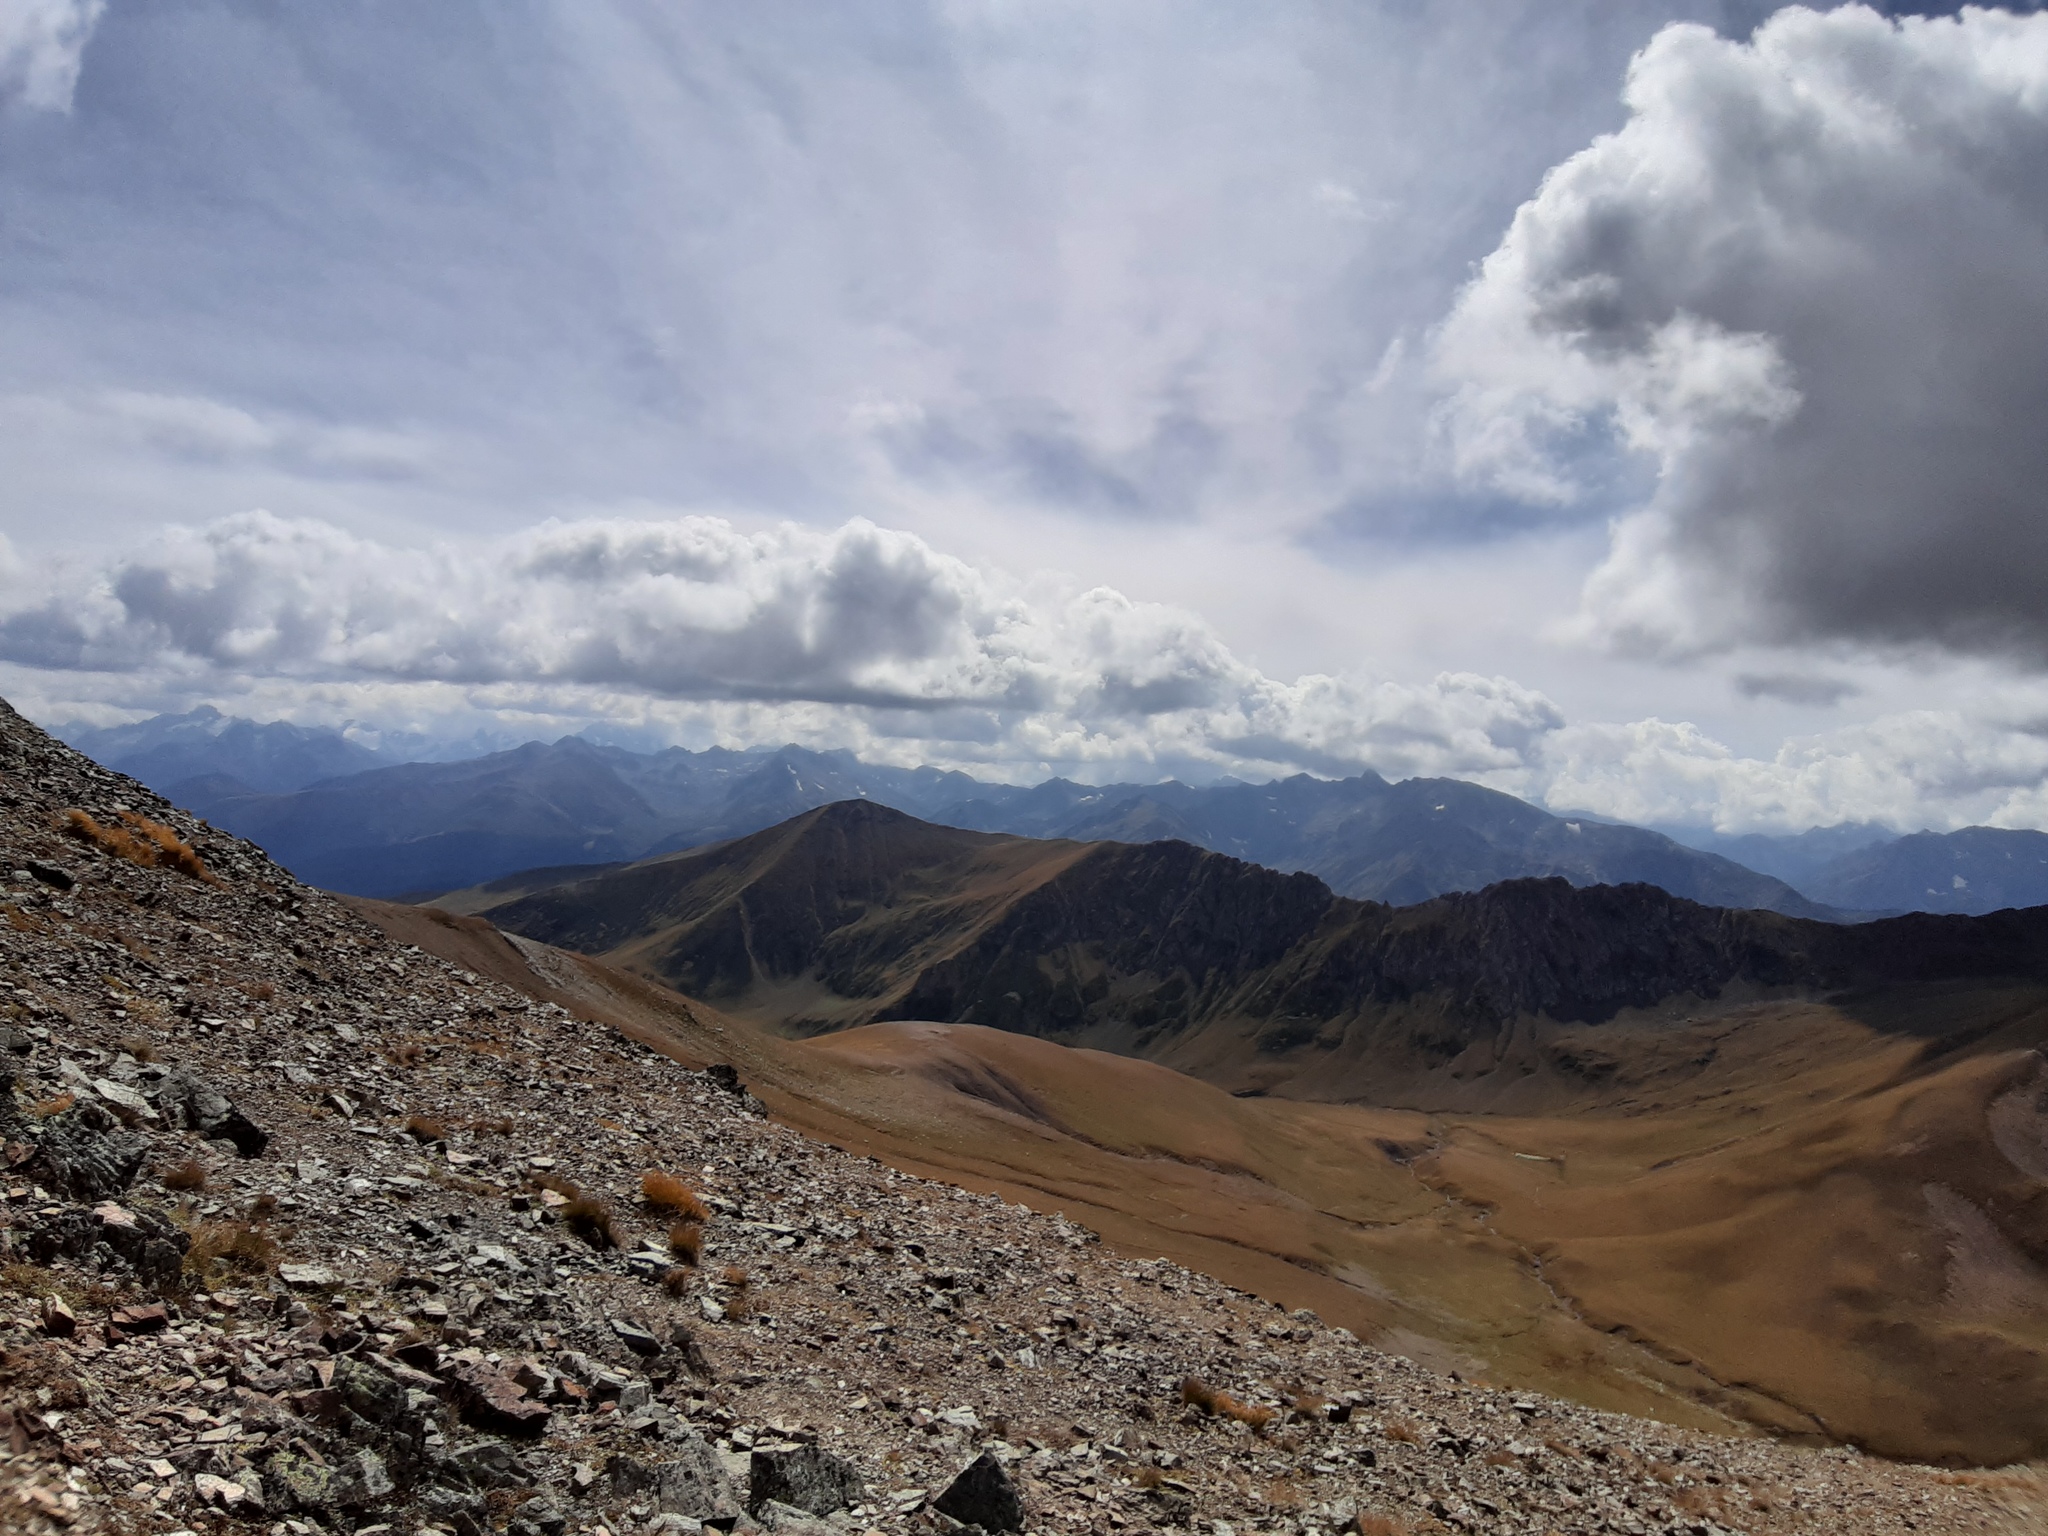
[1356, 1516, 1412, 1536]
[1179, 1376, 1276, 1431]
[720, 1264, 749, 1290]
[1383, 1418, 1422, 1445]
[60, 808, 221, 884]
[248, 1192, 278, 1220]
[116, 1034, 157, 1063]
[468, 1116, 514, 1136]
[640, 1169, 710, 1221]
[1132, 1466, 1166, 1491]
[562, 1196, 621, 1249]
[386, 1042, 426, 1068]
[183, 1220, 278, 1282]
[661, 1267, 692, 1297]
[668, 1222, 704, 1264]
[161, 1158, 207, 1192]
[30, 1093, 75, 1119]
[403, 1114, 449, 1144]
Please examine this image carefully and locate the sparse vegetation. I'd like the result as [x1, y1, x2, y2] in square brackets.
[161, 1158, 207, 1192]
[1179, 1376, 1276, 1431]
[561, 1195, 620, 1249]
[116, 1034, 157, 1062]
[1356, 1515, 1412, 1536]
[1384, 1418, 1423, 1445]
[403, 1114, 449, 1144]
[59, 808, 220, 884]
[183, 1219, 278, 1283]
[640, 1168, 710, 1221]
[668, 1221, 704, 1263]
[719, 1263, 751, 1320]
[660, 1266, 692, 1296]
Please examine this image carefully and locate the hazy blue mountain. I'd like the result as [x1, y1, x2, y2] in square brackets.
[170, 736, 1000, 897]
[1799, 826, 2048, 915]
[938, 773, 1838, 917]
[1655, 822, 1899, 890]
[69, 710, 1842, 915]
[63, 705, 393, 794]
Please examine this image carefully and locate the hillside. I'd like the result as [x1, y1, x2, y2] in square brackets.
[6, 720, 2037, 1534]
[470, 800, 2048, 1104]
[406, 879, 2048, 1468]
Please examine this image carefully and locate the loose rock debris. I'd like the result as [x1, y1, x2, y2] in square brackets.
[0, 695, 2041, 1536]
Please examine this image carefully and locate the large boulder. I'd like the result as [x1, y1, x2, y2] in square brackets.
[22, 1098, 148, 1200]
[607, 1437, 743, 1525]
[932, 1452, 1025, 1534]
[151, 1069, 268, 1156]
[749, 1443, 865, 1516]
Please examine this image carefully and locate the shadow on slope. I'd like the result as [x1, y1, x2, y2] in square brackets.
[353, 894, 2048, 1467]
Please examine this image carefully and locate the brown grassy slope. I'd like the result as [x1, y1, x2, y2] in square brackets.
[462, 800, 2048, 1106]
[353, 896, 2048, 1464]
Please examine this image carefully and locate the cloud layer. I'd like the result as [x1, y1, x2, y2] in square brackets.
[11, 509, 2048, 837]
[0, 511, 1562, 782]
[1437, 5, 2048, 662]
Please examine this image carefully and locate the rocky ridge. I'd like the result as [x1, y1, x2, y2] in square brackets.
[0, 696, 2039, 1536]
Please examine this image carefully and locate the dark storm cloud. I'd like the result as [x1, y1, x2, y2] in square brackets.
[1438, 5, 2048, 663]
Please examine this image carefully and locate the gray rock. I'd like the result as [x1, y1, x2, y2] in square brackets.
[152, 1068, 269, 1156]
[24, 1099, 148, 1199]
[419, 1486, 487, 1536]
[328, 1448, 395, 1507]
[610, 1316, 663, 1356]
[508, 1494, 569, 1536]
[332, 1355, 408, 1427]
[14, 1200, 188, 1290]
[754, 1500, 836, 1534]
[257, 1453, 333, 1515]
[607, 1436, 742, 1524]
[441, 1439, 535, 1489]
[749, 1444, 865, 1516]
[932, 1452, 1024, 1534]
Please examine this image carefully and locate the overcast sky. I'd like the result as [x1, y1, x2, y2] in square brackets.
[3, 0, 2047, 833]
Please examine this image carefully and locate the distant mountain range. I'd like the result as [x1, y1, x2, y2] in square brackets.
[53, 707, 2048, 916]
[62, 705, 394, 794]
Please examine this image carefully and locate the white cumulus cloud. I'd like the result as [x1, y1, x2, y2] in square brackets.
[0, 509, 1565, 783]
[1435, 4, 2048, 662]
[0, 0, 102, 112]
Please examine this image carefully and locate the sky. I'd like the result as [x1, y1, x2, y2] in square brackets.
[3, 0, 2048, 833]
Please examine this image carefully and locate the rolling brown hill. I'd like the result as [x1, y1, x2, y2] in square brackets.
[394, 818, 2048, 1465]
[463, 799, 2048, 1106]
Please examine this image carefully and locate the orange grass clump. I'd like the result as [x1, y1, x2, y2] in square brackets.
[641, 1169, 710, 1221]
[61, 809, 220, 884]
[1179, 1376, 1276, 1431]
